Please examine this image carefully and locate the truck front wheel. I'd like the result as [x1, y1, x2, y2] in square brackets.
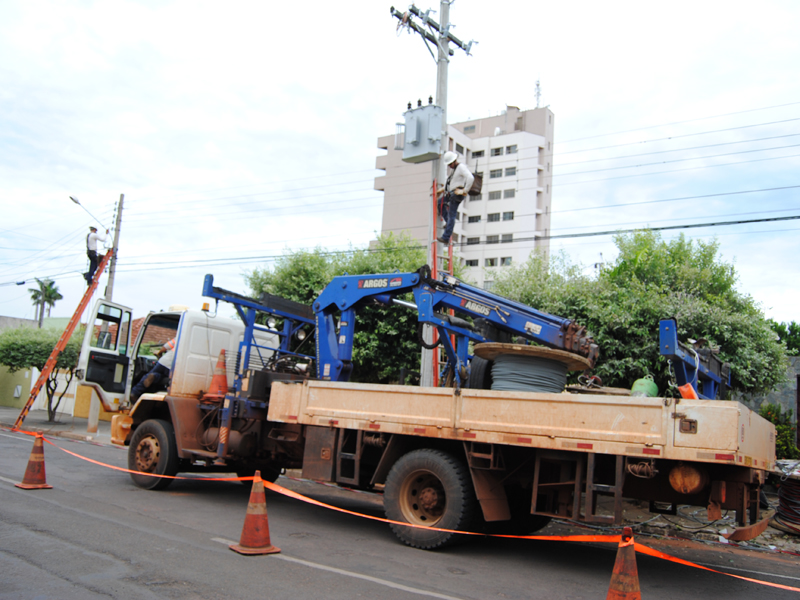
[384, 449, 478, 549]
[128, 419, 180, 490]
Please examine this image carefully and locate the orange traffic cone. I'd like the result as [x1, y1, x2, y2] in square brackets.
[202, 349, 228, 401]
[230, 470, 281, 556]
[607, 527, 641, 599]
[15, 433, 53, 490]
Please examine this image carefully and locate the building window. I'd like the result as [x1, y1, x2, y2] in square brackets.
[456, 143, 464, 154]
[483, 280, 494, 291]
[488, 191, 501, 200]
[467, 237, 480, 245]
[471, 193, 482, 201]
[468, 215, 481, 223]
[472, 150, 484, 158]
[506, 144, 517, 154]
[547, 162, 550, 172]
[485, 258, 498, 267]
[487, 213, 500, 222]
[486, 235, 499, 244]
[546, 185, 549, 193]
[505, 166, 516, 177]
[503, 211, 514, 221]
[465, 259, 479, 267]
[489, 169, 502, 179]
[501, 257, 512, 266]
[464, 125, 476, 134]
[501, 234, 513, 243]
[491, 147, 503, 157]
[504, 189, 515, 199]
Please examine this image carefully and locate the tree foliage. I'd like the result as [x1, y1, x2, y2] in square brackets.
[493, 231, 787, 397]
[759, 403, 799, 460]
[245, 233, 445, 383]
[768, 320, 800, 356]
[28, 278, 63, 329]
[0, 326, 81, 421]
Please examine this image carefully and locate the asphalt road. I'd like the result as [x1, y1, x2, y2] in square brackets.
[1, 429, 799, 600]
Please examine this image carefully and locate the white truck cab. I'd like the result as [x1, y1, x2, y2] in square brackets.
[77, 299, 272, 414]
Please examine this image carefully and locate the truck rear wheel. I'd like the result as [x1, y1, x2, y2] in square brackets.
[128, 419, 179, 490]
[384, 449, 478, 550]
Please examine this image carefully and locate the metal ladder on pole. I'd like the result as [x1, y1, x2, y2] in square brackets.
[13, 250, 114, 430]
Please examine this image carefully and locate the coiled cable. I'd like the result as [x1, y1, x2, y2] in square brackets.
[774, 477, 800, 534]
[490, 354, 567, 393]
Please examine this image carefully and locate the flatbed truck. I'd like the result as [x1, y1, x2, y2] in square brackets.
[77, 267, 775, 548]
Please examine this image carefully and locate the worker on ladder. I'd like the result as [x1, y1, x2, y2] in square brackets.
[437, 151, 473, 246]
[84, 226, 109, 284]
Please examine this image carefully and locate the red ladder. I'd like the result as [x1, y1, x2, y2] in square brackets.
[13, 250, 114, 430]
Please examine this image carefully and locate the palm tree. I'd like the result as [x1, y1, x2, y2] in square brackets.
[41, 279, 63, 318]
[28, 278, 62, 328]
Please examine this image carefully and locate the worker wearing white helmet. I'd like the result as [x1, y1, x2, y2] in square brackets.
[437, 151, 474, 245]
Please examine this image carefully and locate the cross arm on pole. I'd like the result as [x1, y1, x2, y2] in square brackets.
[390, 6, 455, 56]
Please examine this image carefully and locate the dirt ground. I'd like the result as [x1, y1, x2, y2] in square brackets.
[539, 488, 800, 557]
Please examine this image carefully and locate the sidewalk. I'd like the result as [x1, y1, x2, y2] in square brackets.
[0, 406, 113, 445]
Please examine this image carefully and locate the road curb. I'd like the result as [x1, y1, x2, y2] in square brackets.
[0, 421, 115, 446]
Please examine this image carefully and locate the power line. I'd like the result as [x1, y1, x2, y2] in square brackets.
[555, 117, 800, 158]
[556, 133, 800, 167]
[554, 143, 800, 178]
[551, 185, 800, 215]
[556, 101, 800, 145]
[553, 152, 800, 187]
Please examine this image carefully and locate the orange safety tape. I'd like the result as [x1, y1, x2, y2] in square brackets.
[634, 543, 800, 593]
[260, 477, 620, 541]
[9, 427, 800, 593]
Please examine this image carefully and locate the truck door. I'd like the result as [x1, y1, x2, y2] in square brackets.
[77, 299, 133, 411]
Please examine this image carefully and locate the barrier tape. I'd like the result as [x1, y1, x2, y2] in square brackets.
[6, 426, 800, 593]
[634, 543, 800, 593]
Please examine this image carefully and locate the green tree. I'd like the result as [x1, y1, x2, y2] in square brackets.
[759, 403, 799, 459]
[0, 326, 82, 421]
[768, 320, 800, 356]
[27, 278, 63, 328]
[246, 232, 443, 383]
[493, 232, 787, 397]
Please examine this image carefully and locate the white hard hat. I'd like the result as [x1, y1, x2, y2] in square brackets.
[443, 151, 458, 165]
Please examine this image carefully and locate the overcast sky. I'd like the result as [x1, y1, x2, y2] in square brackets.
[2, 0, 799, 327]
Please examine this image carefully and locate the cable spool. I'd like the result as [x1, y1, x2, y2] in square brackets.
[473, 343, 593, 394]
[491, 354, 567, 393]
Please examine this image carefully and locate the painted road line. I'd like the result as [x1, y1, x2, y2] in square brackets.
[211, 538, 467, 600]
[696, 562, 800, 582]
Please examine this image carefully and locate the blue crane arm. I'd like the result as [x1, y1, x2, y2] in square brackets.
[659, 318, 730, 399]
[312, 266, 598, 384]
[202, 275, 316, 392]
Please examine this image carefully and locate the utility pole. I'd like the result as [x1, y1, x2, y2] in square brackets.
[104, 193, 124, 301]
[391, 2, 475, 386]
[88, 193, 123, 435]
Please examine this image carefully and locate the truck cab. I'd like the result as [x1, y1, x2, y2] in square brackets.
[76, 299, 271, 414]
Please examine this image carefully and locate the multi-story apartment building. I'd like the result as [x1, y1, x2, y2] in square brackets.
[375, 105, 554, 289]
